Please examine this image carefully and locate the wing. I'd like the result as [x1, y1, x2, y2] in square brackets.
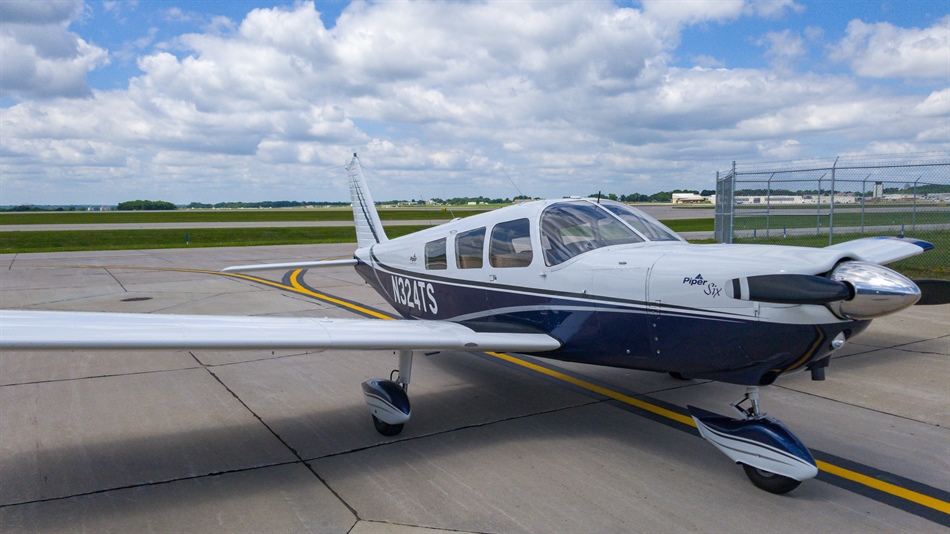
[0, 310, 560, 353]
[824, 236, 933, 264]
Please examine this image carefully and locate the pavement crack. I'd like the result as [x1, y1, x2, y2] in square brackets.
[188, 352, 363, 521]
[0, 462, 301, 510]
[103, 268, 128, 293]
[306, 398, 603, 463]
[0, 365, 203, 388]
[774, 384, 948, 428]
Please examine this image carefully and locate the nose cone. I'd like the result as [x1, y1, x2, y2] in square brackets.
[829, 261, 920, 319]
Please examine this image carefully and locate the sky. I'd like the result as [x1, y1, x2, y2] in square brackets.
[0, 0, 947, 205]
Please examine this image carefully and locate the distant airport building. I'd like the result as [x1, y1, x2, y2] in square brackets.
[671, 193, 706, 204]
[735, 194, 859, 205]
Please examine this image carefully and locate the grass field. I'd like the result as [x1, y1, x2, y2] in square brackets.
[732, 210, 949, 231]
[0, 208, 490, 225]
[734, 231, 950, 280]
[0, 225, 432, 254]
[2, 215, 942, 280]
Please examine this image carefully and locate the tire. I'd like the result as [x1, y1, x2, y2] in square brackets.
[741, 464, 802, 494]
[372, 415, 404, 437]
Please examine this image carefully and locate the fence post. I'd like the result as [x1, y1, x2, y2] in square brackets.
[766, 173, 774, 237]
[714, 171, 720, 242]
[861, 174, 869, 234]
[913, 175, 921, 230]
[730, 161, 736, 244]
[829, 156, 838, 246]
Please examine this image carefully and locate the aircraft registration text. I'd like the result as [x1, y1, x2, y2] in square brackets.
[391, 275, 439, 314]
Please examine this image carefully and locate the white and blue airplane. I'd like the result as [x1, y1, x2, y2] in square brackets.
[2, 155, 945, 495]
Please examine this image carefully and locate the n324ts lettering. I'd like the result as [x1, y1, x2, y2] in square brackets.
[391, 275, 438, 314]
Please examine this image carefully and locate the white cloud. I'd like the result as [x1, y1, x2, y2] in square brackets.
[830, 16, 950, 79]
[0, 1, 947, 205]
[0, 0, 109, 99]
[757, 29, 806, 60]
[641, 0, 746, 26]
[0, 0, 83, 24]
[641, 0, 802, 26]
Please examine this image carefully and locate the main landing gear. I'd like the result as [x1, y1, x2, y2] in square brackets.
[361, 350, 414, 436]
[688, 387, 818, 495]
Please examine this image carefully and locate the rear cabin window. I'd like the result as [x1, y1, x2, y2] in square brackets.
[455, 227, 485, 269]
[489, 219, 533, 268]
[425, 238, 447, 270]
[540, 202, 643, 266]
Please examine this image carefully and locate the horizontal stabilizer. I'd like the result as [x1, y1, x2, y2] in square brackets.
[222, 258, 358, 273]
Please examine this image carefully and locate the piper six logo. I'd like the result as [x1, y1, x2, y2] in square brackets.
[683, 274, 707, 286]
[684, 274, 722, 298]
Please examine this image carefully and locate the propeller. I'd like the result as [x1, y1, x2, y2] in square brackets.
[913, 279, 950, 306]
[725, 274, 852, 305]
[728, 262, 934, 320]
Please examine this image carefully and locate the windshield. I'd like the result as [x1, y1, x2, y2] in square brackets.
[599, 201, 683, 242]
[540, 202, 643, 266]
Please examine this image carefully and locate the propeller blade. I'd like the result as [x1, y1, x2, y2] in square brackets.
[726, 274, 853, 305]
[914, 279, 950, 306]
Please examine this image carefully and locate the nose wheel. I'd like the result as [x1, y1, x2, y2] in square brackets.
[741, 464, 801, 494]
[372, 415, 404, 437]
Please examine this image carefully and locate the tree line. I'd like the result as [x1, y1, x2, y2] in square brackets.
[116, 200, 177, 210]
[588, 189, 714, 203]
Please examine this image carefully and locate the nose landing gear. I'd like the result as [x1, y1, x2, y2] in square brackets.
[689, 387, 818, 494]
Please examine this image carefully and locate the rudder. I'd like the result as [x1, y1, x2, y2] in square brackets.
[346, 154, 388, 248]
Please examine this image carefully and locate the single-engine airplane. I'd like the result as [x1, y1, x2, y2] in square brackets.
[2, 155, 947, 495]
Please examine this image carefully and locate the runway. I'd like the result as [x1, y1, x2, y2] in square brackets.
[1, 244, 947, 532]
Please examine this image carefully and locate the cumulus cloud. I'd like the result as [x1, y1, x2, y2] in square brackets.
[757, 30, 806, 60]
[829, 16, 950, 79]
[0, 0, 109, 99]
[641, 0, 802, 27]
[0, 1, 947, 205]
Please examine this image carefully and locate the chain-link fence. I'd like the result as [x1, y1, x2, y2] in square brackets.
[715, 153, 950, 279]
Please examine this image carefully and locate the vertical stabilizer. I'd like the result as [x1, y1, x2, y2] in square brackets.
[347, 154, 388, 248]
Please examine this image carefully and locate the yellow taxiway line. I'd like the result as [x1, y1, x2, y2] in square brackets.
[39, 263, 950, 518]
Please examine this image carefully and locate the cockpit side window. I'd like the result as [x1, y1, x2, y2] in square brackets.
[456, 227, 485, 269]
[489, 219, 533, 268]
[540, 202, 643, 266]
[425, 238, 447, 270]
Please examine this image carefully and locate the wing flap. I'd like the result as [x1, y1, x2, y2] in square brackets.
[0, 310, 561, 353]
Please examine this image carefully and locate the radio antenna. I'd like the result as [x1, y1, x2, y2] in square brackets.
[502, 168, 525, 199]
